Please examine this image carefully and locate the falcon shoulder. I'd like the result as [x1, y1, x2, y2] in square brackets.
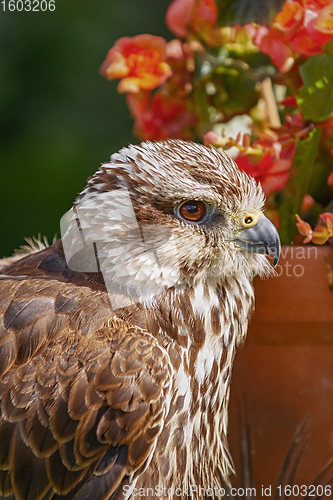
[0, 236, 54, 273]
[0, 253, 172, 500]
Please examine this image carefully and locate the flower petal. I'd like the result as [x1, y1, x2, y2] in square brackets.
[312, 226, 331, 244]
[320, 212, 333, 234]
[166, 0, 195, 38]
[101, 35, 172, 93]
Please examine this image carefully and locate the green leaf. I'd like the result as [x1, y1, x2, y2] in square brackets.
[216, 0, 285, 27]
[204, 62, 258, 121]
[278, 128, 322, 244]
[323, 38, 333, 56]
[297, 54, 333, 122]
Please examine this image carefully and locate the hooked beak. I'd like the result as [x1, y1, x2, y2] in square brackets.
[233, 214, 281, 267]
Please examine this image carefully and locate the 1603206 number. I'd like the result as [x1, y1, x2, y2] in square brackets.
[1, 0, 55, 10]
[277, 484, 331, 497]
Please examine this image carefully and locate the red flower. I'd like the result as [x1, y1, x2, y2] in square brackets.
[255, 26, 294, 73]
[127, 91, 197, 141]
[235, 131, 297, 197]
[236, 150, 293, 197]
[255, 0, 333, 73]
[166, 0, 221, 46]
[100, 35, 172, 93]
[279, 96, 298, 107]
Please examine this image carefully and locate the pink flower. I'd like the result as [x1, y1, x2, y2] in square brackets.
[166, 0, 221, 46]
[166, 0, 196, 38]
[320, 212, 333, 234]
[100, 35, 172, 93]
[203, 131, 227, 148]
[296, 214, 313, 243]
[296, 212, 333, 244]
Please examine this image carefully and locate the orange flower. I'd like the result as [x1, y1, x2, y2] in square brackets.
[315, 4, 333, 35]
[296, 212, 333, 244]
[166, 0, 221, 46]
[255, 0, 333, 72]
[127, 90, 196, 141]
[301, 193, 315, 212]
[328, 172, 333, 186]
[100, 35, 172, 93]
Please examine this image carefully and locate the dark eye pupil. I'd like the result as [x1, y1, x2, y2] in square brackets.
[179, 200, 205, 222]
[245, 216, 253, 224]
[186, 203, 198, 213]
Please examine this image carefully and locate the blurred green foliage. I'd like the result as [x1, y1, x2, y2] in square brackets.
[298, 52, 333, 122]
[216, 0, 285, 27]
[0, 0, 171, 257]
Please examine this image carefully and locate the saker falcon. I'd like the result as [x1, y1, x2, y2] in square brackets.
[0, 140, 280, 500]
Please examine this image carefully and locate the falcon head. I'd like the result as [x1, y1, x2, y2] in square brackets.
[63, 140, 280, 302]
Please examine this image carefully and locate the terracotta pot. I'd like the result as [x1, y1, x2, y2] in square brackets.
[229, 246, 333, 492]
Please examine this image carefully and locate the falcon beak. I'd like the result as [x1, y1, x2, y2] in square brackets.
[233, 214, 281, 267]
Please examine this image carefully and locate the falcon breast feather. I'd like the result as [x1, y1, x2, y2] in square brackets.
[0, 140, 280, 500]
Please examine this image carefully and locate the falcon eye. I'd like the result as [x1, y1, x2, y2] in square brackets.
[242, 213, 261, 228]
[179, 200, 206, 222]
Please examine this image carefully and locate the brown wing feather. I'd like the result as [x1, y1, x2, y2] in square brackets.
[0, 275, 172, 500]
